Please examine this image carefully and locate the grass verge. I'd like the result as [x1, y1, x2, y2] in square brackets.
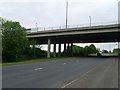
[2, 57, 65, 66]
[0, 63, 2, 66]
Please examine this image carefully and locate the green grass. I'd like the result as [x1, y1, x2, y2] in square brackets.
[113, 52, 119, 55]
[2, 57, 65, 66]
[0, 62, 2, 66]
[89, 54, 97, 56]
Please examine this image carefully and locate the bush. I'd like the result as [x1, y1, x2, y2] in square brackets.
[62, 44, 97, 57]
[2, 21, 28, 62]
[24, 47, 47, 59]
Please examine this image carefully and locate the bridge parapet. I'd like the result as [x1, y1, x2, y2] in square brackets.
[26, 21, 118, 33]
[27, 24, 119, 35]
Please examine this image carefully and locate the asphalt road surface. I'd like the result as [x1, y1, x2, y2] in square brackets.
[2, 57, 118, 88]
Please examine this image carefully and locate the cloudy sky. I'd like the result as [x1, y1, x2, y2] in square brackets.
[1, 0, 119, 28]
[0, 0, 119, 52]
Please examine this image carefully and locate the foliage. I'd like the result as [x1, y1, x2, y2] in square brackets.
[64, 44, 97, 56]
[109, 51, 111, 53]
[28, 39, 38, 47]
[24, 47, 47, 59]
[71, 45, 84, 56]
[2, 20, 28, 62]
[113, 48, 120, 55]
[23, 39, 47, 59]
[102, 50, 108, 53]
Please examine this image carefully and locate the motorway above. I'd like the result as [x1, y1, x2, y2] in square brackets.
[3, 57, 118, 88]
[27, 24, 120, 43]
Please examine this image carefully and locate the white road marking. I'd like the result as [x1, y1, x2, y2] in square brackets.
[61, 67, 96, 88]
[34, 68, 43, 71]
[63, 63, 66, 65]
[61, 79, 78, 88]
[61, 60, 107, 88]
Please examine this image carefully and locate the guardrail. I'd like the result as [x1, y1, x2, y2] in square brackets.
[27, 21, 118, 33]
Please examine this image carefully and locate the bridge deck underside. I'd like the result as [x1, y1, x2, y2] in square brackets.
[28, 32, 120, 44]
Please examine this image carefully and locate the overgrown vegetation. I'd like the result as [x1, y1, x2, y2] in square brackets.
[24, 47, 47, 59]
[2, 20, 28, 62]
[2, 19, 47, 62]
[113, 48, 120, 55]
[62, 44, 98, 57]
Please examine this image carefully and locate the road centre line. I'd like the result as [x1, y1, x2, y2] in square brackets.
[63, 63, 66, 65]
[34, 68, 43, 71]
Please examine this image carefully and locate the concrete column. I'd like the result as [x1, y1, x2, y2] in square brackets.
[53, 42, 56, 57]
[33, 45, 35, 57]
[71, 43, 73, 56]
[58, 43, 61, 57]
[67, 43, 70, 56]
[64, 43, 66, 52]
[67, 43, 70, 51]
[63, 43, 66, 56]
[47, 38, 51, 58]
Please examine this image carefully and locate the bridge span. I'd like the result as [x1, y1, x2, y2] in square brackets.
[27, 24, 120, 58]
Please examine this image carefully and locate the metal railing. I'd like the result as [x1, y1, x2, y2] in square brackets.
[27, 21, 118, 33]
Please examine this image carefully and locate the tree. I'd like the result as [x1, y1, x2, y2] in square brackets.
[83, 44, 97, 56]
[88, 44, 97, 54]
[109, 51, 111, 53]
[64, 44, 97, 56]
[84, 45, 89, 56]
[113, 48, 120, 55]
[71, 45, 84, 56]
[24, 39, 47, 59]
[0, 17, 3, 59]
[27, 39, 38, 58]
[102, 50, 108, 53]
[2, 20, 28, 62]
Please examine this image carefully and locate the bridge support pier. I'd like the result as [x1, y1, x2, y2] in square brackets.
[67, 43, 70, 50]
[58, 43, 61, 57]
[53, 42, 56, 57]
[70, 43, 73, 56]
[47, 38, 51, 58]
[63, 43, 67, 56]
[64, 43, 66, 52]
[67, 43, 70, 56]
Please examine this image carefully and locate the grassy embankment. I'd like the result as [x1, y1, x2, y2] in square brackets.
[1, 57, 65, 66]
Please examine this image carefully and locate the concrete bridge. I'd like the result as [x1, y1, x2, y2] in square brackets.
[27, 24, 120, 58]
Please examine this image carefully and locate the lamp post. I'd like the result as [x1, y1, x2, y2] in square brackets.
[66, 0, 68, 30]
[89, 16, 91, 27]
[36, 22, 38, 32]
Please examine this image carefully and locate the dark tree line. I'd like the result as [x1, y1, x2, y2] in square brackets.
[62, 44, 98, 57]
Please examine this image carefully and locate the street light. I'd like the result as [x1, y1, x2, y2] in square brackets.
[36, 22, 38, 32]
[66, 0, 68, 30]
[89, 16, 91, 27]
